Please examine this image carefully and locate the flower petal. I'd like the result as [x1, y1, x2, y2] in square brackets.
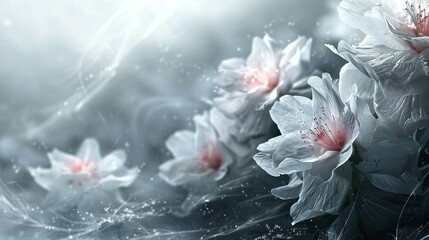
[338, 0, 409, 50]
[166, 130, 195, 158]
[308, 73, 345, 118]
[159, 155, 228, 187]
[216, 58, 246, 89]
[76, 138, 101, 162]
[254, 133, 316, 176]
[290, 165, 352, 224]
[215, 91, 272, 141]
[209, 107, 233, 143]
[281, 37, 311, 63]
[97, 167, 139, 191]
[194, 112, 217, 150]
[271, 173, 303, 200]
[308, 146, 352, 181]
[338, 40, 429, 98]
[386, 20, 429, 49]
[375, 86, 429, 136]
[347, 91, 376, 149]
[246, 36, 276, 70]
[47, 149, 80, 170]
[210, 107, 253, 161]
[269, 95, 312, 135]
[254, 151, 312, 177]
[270, 131, 324, 166]
[339, 63, 375, 107]
[366, 172, 421, 195]
[357, 127, 420, 176]
[28, 167, 58, 191]
[97, 149, 127, 174]
[278, 37, 313, 90]
[213, 91, 248, 118]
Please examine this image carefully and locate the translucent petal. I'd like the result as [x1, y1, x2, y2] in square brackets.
[76, 138, 101, 162]
[165, 130, 195, 157]
[291, 165, 352, 224]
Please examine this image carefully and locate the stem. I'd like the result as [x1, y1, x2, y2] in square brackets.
[348, 150, 368, 240]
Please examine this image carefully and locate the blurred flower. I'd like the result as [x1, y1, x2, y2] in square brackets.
[214, 35, 315, 142]
[28, 138, 139, 211]
[337, 0, 429, 135]
[159, 108, 233, 191]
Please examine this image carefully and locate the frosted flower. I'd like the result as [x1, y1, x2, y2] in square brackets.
[254, 73, 364, 223]
[334, 39, 429, 136]
[338, 0, 429, 52]
[338, 63, 421, 195]
[214, 35, 315, 141]
[336, 0, 429, 135]
[159, 108, 233, 191]
[254, 73, 359, 179]
[28, 138, 139, 211]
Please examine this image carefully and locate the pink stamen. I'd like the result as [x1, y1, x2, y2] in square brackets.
[405, 2, 429, 37]
[300, 108, 347, 152]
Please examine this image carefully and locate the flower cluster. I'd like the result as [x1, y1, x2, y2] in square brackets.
[159, 35, 317, 196]
[214, 35, 316, 142]
[158, 0, 427, 228]
[337, 0, 429, 135]
[251, 0, 427, 224]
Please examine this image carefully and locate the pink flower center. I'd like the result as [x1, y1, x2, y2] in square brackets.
[300, 112, 347, 152]
[69, 160, 95, 177]
[200, 144, 223, 171]
[242, 67, 279, 90]
[405, 1, 429, 37]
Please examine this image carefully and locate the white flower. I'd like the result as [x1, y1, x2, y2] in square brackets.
[28, 138, 139, 211]
[159, 108, 233, 191]
[338, 0, 429, 52]
[336, 38, 429, 135]
[336, 0, 429, 135]
[254, 73, 360, 223]
[254, 73, 359, 180]
[339, 63, 422, 195]
[214, 35, 315, 141]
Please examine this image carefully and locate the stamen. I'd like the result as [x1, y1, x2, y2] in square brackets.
[405, 1, 429, 37]
[301, 108, 348, 152]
